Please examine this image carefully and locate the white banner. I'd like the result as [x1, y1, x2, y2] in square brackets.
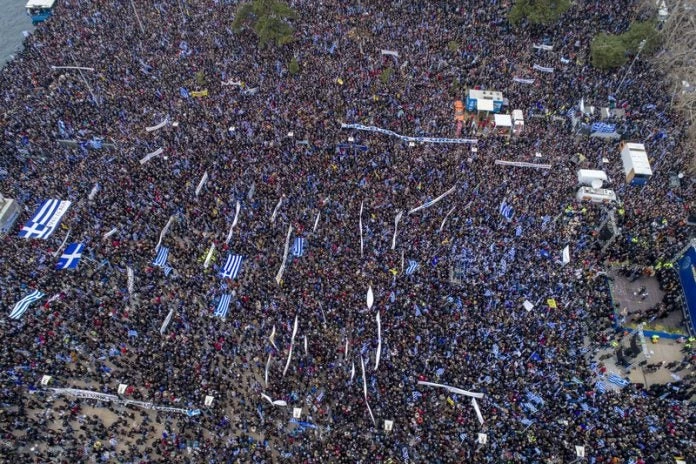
[375, 311, 382, 371]
[359, 200, 364, 258]
[381, 49, 399, 58]
[512, 77, 535, 84]
[361, 356, 368, 398]
[127, 266, 134, 294]
[533, 64, 554, 73]
[269, 325, 278, 350]
[271, 196, 283, 223]
[265, 354, 272, 386]
[156, 215, 175, 251]
[532, 44, 553, 51]
[52, 229, 71, 258]
[145, 117, 169, 132]
[495, 160, 551, 170]
[341, 123, 477, 145]
[472, 397, 484, 424]
[283, 344, 293, 376]
[226, 201, 241, 244]
[391, 211, 403, 250]
[103, 227, 118, 240]
[203, 243, 215, 268]
[88, 184, 99, 201]
[439, 206, 456, 232]
[417, 380, 484, 398]
[160, 308, 174, 335]
[408, 185, 457, 214]
[139, 147, 163, 165]
[195, 171, 209, 196]
[562, 245, 570, 264]
[313, 211, 320, 233]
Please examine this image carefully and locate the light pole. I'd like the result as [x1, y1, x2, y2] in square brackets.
[614, 39, 647, 96]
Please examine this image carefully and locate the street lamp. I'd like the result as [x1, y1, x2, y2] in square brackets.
[614, 39, 646, 96]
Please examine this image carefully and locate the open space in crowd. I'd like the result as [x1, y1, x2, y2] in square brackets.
[0, 0, 695, 463]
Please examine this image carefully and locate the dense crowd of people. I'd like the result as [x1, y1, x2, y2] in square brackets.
[0, 0, 694, 462]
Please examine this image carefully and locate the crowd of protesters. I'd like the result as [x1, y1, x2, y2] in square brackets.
[0, 0, 694, 462]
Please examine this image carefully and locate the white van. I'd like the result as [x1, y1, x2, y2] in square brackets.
[577, 169, 608, 188]
[576, 186, 617, 203]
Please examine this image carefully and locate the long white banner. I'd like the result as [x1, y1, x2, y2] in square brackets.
[341, 123, 477, 145]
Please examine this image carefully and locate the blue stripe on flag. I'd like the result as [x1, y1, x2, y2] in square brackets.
[215, 294, 232, 318]
[591, 122, 616, 133]
[292, 237, 305, 257]
[18, 199, 71, 239]
[220, 254, 243, 279]
[56, 243, 84, 270]
[9, 290, 45, 319]
[153, 247, 169, 267]
[406, 260, 419, 275]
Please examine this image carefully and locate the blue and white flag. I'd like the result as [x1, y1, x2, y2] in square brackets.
[9, 290, 45, 320]
[179, 87, 190, 99]
[526, 391, 544, 405]
[163, 265, 173, 277]
[153, 246, 169, 267]
[606, 373, 630, 387]
[292, 237, 306, 257]
[18, 199, 72, 239]
[215, 294, 232, 318]
[499, 199, 514, 221]
[595, 381, 607, 393]
[220, 254, 243, 279]
[127, 329, 138, 337]
[56, 243, 84, 270]
[591, 122, 616, 133]
[405, 260, 419, 275]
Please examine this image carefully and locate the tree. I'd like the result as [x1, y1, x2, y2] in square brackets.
[590, 21, 660, 69]
[508, 0, 571, 27]
[232, 0, 298, 47]
[591, 33, 628, 69]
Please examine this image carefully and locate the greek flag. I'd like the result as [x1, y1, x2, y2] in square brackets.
[405, 260, 419, 275]
[591, 122, 616, 133]
[499, 200, 514, 221]
[523, 402, 538, 413]
[607, 373, 630, 387]
[520, 418, 533, 426]
[595, 381, 607, 393]
[18, 199, 72, 239]
[292, 237, 306, 257]
[220, 254, 243, 279]
[613, 406, 625, 416]
[56, 243, 84, 270]
[127, 329, 138, 337]
[163, 265, 173, 277]
[411, 391, 422, 401]
[9, 290, 45, 320]
[153, 246, 169, 267]
[526, 391, 544, 405]
[215, 294, 232, 318]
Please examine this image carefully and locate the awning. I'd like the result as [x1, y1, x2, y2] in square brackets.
[494, 114, 512, 127]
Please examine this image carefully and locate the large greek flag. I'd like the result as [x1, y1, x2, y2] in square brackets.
[9, 290, 45, 319]
[18, 200, 72, 239]
[591, 122, 616, 133]
[499, 200, 514, 221]
[56, 243, 84, 270]
[220, 254, 243, 279]
[292, 237, 306, 257]
[406, 260, 419, 275]
[215, 294, 232, 318]
[153, 247, 169, 267]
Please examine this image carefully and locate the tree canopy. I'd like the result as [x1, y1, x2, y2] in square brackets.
[231, 0, 298, 47]
[591, 21, 661, 69]
[508, 0, 571, 27]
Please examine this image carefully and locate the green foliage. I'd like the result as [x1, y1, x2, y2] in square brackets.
[288, 56, 299, 75]
[508, 0, 571, 27]
[590, 21, 660, 69]
[379, 67, 393, 85]
[621, 21, 660, 54]
[232, 0, 298, 47]
[591, 33, 628, 69]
